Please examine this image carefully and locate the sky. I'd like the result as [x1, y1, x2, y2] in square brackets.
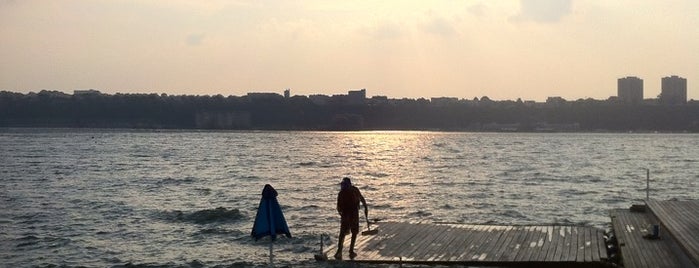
[1, 0, 698, 101]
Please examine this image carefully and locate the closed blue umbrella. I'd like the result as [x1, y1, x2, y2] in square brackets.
[251, 184, 291, 266]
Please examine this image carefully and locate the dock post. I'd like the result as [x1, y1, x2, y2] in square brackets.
[646, 168, 650, 201]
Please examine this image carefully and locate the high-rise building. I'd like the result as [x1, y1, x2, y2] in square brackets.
[660, 75, 687, 105]
[617, 76, 643, 103]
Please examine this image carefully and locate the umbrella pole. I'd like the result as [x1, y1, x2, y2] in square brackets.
[269, 240, 274, 268]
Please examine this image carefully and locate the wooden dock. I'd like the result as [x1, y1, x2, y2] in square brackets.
[610, 199, 699, 268]
[324, 222, 608, 267]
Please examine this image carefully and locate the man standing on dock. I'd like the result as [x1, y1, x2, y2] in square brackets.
[335, 177, 368, 260]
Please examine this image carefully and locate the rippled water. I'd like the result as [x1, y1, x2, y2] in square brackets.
[1, 129, 698, 267]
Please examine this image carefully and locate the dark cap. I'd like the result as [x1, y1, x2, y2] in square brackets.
[341, 177, 352, 190]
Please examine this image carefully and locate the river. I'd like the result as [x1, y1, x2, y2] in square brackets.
[1, 129, 697, 267]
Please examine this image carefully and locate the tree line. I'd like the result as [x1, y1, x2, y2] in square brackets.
[1, 90, 698, 132]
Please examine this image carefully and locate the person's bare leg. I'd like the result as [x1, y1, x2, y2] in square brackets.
[335, 230, 345, 260]
[349, 232, 358, 259]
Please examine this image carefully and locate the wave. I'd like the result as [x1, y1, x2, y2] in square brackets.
[408, 210, 432, 218]
[297, 161, 316, 166]
[363, 172, 390, 178]
[156, 177, 196, 185]
[110, 259, 207, 268]
[498, 209, 528, 220]
[194, 228, 245, 238]
[469, 202, 495, 209]
[294, 205, 320, 211]
[193, 188, 212, 196]
[15, 235, 40, 248]
[371, 204, 393, 210]
[129, 154, 154, 158]
[558, 188, 597, 196]
[439, 204, 456, 209]
[14, 235, 71, 249]
[15, 212, 49, 225]
[157, 207, 246, 224]
[571, 175, 603, 183]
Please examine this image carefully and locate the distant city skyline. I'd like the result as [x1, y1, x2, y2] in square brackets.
[1, 1, 697, 101]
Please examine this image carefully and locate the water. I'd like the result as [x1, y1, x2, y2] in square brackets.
[1, 129, 697, 267]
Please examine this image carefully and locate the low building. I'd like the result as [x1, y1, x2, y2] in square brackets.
[430, 97, 459, 106]
[309, 94, 331, 105]
[246, 92, 283, 101]
[347, 88, 366, 105]
[73, 89, 102, 96]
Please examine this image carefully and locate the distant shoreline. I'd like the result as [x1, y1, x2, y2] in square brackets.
[2, 90, 698, 133]
[1, 126, 697, 134]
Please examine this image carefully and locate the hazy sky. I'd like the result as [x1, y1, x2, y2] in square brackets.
[1, 0, 697, 101]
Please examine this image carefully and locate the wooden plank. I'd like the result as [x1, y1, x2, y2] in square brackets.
[421, 225, 454, 261]
[546, 225, 560, 262]
[548, 225, 560, 261]
[354, 235, 381, 260]
[426, 225, 467, 262]
[645, 202, 681, 268]
[511, 226, 531, 262]
[383, 222, 423, 259]
[648, 201, 691, 266]
[415, 224, 455, 261]
[585, 225, 594, 262]
[535, 225, 554, 262]
[596, 228, 608, 260]
[378, 222, 427, 259]
[448, 225, 482, 261]
[354, 223, 384, 252]
[503, 225, 530, 262]
[648, 200, 699, 266]
[399, 223, 442, 261]
[514, 226, 537, 262]
[566, 226, 578, 262]
[446, 225, 474, 261]
[556, 226, 571, 262]
[477, 225, 508, 262]
[574, 226, 584, 262]
[615, 211, 643, 268]
[428, 224, 465, 261]
[549, 225, 566, 262]
[533, 226, 549, 261]
[344, 222, 382, 254]
[405, 223, 452, 261]
[629, 212, 649, 268]
[396, 223, 432, 261]
[609, 208, 683, 268]
[347, 223, 385, 260]
[475, 225, 503, 261]
[551, 225, 569, 262]
[459, 225, 488, 261]
[486, 225, 516, 262]
[528, 226, 548, 262]
[360, 222, 411, 261]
